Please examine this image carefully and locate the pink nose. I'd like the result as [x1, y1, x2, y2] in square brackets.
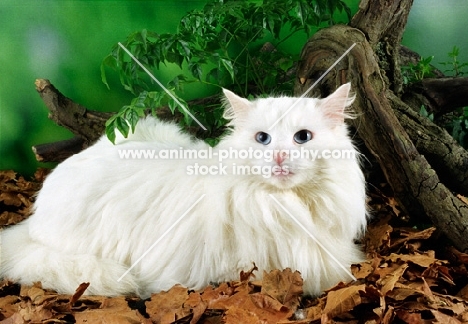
[275, 151, 288, 164]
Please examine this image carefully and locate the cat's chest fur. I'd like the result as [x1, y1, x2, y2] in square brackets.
[0, 83, 367, 298]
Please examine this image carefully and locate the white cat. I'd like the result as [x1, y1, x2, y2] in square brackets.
[0, 83, 367, 298]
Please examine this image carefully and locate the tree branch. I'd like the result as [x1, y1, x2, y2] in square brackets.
[32, 137, 86, 163]
[34, 79, 112, 143]
[417, 78, 468, 116]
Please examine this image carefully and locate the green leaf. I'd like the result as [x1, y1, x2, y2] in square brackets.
[166, 51, 183, 68]
[189, 62, 203, 80]
[105, 112, 118, 127]
[168, 74, 188, 91]
[100, 54, 118, 89]
[125, 109, 140, 133]
[168, 99, 177, 114]
[177, 40, 191, 58]
[106, 124, 117, 144]
[279, 58, 293, 72]
[133, 91, 148, 109]
[220, 58, 234, 82]
[295, 0, 308, 26]
[419, 105, 429, 118]
[115, 116, 130, 138]
[140, 29, 148, 51]
[204, 137, 220, 147]
[449, 45, 460, 58]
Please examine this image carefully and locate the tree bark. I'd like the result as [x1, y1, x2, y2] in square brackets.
[32, 137, 86, 163]
[295, 3, 468, 251]
[391, 93, 468, 196]
[406, 78, 468, 116]
[35, 79, 112, 143]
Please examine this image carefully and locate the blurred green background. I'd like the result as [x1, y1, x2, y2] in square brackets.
[1, 0, 467, 176]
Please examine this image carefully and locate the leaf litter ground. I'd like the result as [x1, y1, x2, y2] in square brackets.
[1, 170, 468, 323]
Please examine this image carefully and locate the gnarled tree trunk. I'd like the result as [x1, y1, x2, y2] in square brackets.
[295, 0, 468, 251]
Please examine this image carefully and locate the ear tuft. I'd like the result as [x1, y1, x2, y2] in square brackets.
[321, 83, 355, 124]
[222, 89, 251, 120]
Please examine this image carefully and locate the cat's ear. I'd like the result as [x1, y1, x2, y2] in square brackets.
[222, 89, 251, 120]
[320, 83, 355, 124]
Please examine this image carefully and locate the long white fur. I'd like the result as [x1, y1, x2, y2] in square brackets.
[0, 83, 367, 298]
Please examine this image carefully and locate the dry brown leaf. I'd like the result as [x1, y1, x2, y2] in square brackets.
[427, 292, 468, 318]
[145, 285, 191, 323]
[370, 259, 406, 284]
[0, 312, 25, 324]
[261, 268, 303, 310]
[0, 170, 42, 227]
[457, 283, 468, 300]
[362, 285, 386, 320]
[395, 309, 425, 324]
[201, 283, 236, 310]
[202, 279, 293, 323]
[240, 263, 258, 281]
[0, 295, 20, 320]
[388, 252, 439, 268]
[223, 307, 261, 324]
[382, 305, 395, 324]
[0, 212, 27, 226]
[386, 196, 402, 217]
[33, 168, 50, 183]
[448, 246, 468, 264]
[386, 285, 422, 302]
[20, 284, 57, 306]
[420, 277, 437, 304]
[184, 292, 207, 324]
[365, 218, 393, 253]
[0, 193, 23, 207]
[17, 300, 55, 323]
[351, 259, 376, 279]
[0, 171, 17, 183]
[390, 227, 436, 249]
[322, 284, 365, 319]
[305, 297, 326, 321]
[431, 309, 462, 324]
[422, 263, 455, 286]
[69, 282, 90, 307]
[249, 293, 287, 312]
[74, 296, 148, 324]
[378, 263, 408, 296]
[0, 171, 41, 194]
[222, 294, 291, 324]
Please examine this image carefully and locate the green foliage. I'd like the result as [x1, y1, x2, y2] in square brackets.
[419, 105, 433, 122]
[448, 107, 468, 148]
[404, 47, 468, 149]
[101, 0, 352, 143]
[402, 56, 435, 85]
[439, 46, 468, 77]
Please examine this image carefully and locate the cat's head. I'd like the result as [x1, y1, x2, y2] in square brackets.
[221, 83, 356, 189]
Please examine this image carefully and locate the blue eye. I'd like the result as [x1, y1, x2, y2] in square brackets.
[294, 130, 313, 144]
[255, 132, 271, 145]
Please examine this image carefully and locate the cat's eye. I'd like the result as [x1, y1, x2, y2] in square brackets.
[255, 132, 271, 145]
[293, 130, 313, 144]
